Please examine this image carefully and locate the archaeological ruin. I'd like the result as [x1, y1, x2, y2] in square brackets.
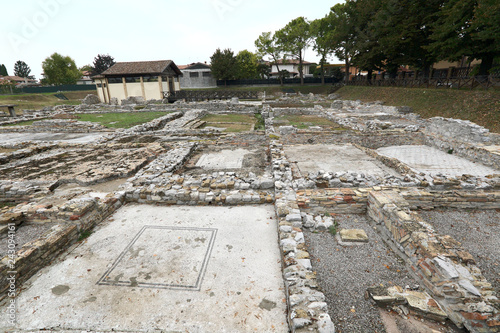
[0, 92, 498, 332]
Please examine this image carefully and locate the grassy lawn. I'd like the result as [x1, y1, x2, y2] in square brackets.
[76, 112, 170, 128]
[201, 113, 257, 132]
[0, 90, 96, 114]
[336, 86, 500, 133]
[275, 114, 347, 130]
[185, 85, 333, 96]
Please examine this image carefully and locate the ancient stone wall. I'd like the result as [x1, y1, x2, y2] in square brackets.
[367, 190, 499, 332]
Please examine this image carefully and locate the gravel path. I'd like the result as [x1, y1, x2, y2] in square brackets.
[0, 223, 52, 258]
[304, 214, 417, 333]
[419, 209, 500, 295]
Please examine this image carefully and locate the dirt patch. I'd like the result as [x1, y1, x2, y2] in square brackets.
[181, 145, 269, 176]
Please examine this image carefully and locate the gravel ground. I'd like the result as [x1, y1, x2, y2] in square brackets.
[304, 214, 418, 333]
[419, 209, 500, 295]
[0, 223, 53, 258]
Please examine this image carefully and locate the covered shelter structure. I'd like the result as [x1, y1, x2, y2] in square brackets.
[93, 60, 182, 104]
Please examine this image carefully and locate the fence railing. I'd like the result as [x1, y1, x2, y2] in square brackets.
[216, 77, 341, 86]
[167, 90, 260, 102]
[346, 75, 499, 90]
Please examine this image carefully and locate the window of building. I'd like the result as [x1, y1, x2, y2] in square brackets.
[189, 72, 199, 78]
[143, 76, 159, 82]
[202, 72, 212, 77]
[125, 76, 141, 83]
[107, 77, 122, 84]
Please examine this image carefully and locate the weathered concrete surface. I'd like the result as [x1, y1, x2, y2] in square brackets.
[377, 145, 498, 177]
[2, 204, 287, 332]
[0, 132, 106, 144]
[284, 144, 400, 177]
[195, 148, 250, 170]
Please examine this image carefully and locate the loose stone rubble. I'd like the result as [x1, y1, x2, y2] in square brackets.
[0, 92, 499, 332]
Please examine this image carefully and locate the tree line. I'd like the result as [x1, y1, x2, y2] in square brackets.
[0, 54, 115, 86]
[211, 0, 499, 85]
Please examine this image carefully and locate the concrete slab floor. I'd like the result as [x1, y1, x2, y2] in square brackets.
[195, 148, 250, 170]
[284, 144, 400, 177]
[0, 132, 106, 145]
[377, 145, 498, 177]
[1, 205, 287, 332]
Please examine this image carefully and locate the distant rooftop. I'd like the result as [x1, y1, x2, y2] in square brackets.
[101, 60, 182, 76]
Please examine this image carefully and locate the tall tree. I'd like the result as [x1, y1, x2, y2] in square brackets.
[255, 32, 285, 85]
[371, 0, 441, 78]
[14, 60, 31, 78]
[310, 15, 336, 84]
[235, 50, 259, 79]
[275, 17, 312, 85]
[210, 48, 238, 85]
[41, 53, 81, 85]
[92, 54, 115, 75]
[428, 0, 499, 75]
[0, 64, 8, 76]
[330, 2, 359, 83]
[468, 0, 500, 75]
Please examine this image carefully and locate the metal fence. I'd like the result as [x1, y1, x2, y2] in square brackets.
[168, 90, 260, 102]
[217, 77, 340, 86]
[346, 75, 499, 90]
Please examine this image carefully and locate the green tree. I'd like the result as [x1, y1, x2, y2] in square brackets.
[41, 53, 81, 85]
[14, 60, 31, 78]
[275, 17, 312, 85]
[371, 0, 441, 78]
[257, 62, 271, 79]
[428, 0, 499, 75]
[92, 54, 115, 75]
[210, 48, 238, 85]
[0, 64, 8, 76]
[235, 50, 259, 79]
[255, 32, 285, 84]
[310, 15, 336, 84]
[79, 64, 93, 73]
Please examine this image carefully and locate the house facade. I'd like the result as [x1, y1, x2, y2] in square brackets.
[77, 71, 93, 85]
[0, 75, 37, 87]
[93, 60, 182, 104]
[179, 62, 216, 88]
[270, 59, 312, 78]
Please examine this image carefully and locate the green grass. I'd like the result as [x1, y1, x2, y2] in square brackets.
[0, 90, 96, 114]
[76, 112, 170, 129]
[336, 86, 500, 133]
[201, 113, 256, 132]
[184, 84, 333, 96]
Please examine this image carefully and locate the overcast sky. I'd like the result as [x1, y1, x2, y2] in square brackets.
[1, 0, 343, 79]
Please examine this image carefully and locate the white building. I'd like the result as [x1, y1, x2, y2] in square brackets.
[270, 59, 312, 78]
[179, 62, 216, 89]
[93, 60, 182, 104]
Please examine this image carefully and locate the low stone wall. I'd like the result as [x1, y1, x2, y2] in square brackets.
[0, 119, 110, 133]
[0, 181, 51, 203]
[0, 191, 126, 301]
[425, 134, 500, 170]
[0, 224, 78, 303]
[278, 129, 425, 149]
[424, 117, 500, 145]
[269, 137, 336, 332]
[296, 188, 367, 214]
[367, 190, 499, 332]
[294, 187, 500, 215]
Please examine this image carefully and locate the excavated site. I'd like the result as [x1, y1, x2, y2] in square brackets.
[0, 93, 499, 333]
